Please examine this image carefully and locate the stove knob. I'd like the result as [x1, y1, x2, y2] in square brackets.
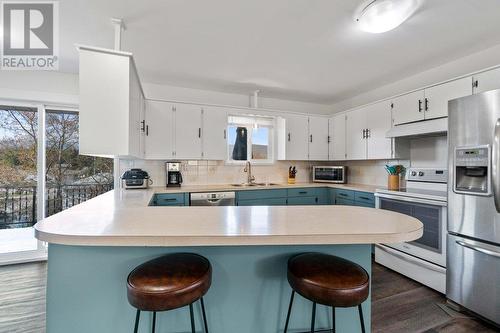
[411, 171, 417, 176]
[418, 171, 425, 177]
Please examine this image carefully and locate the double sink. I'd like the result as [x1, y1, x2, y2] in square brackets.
[231, 182, 279, 187]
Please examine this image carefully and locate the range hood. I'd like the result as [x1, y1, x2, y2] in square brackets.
[386, 117, 448, 138]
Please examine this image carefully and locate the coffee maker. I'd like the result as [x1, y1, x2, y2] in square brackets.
[166, 162, 183, 187]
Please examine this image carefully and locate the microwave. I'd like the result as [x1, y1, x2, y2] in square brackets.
[312, 166, 347, 184]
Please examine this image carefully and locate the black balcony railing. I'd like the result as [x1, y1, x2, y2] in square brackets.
[0, 183, 113, 229]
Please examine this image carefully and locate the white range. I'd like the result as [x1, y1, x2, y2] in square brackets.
[375, 168, 448, 293]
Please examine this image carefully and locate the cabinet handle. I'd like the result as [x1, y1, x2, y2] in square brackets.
[288, 133, 291, 142]
[473, 80, 479, 88]
[146, 125, 149, 136]
[161, 198, 178, 202]
[224, 129, 226, 139]
[299, 191, 308, 194]
[362, 129, 366, 139]
[310, 134, 313, 143]
[327, 135, 331, 143]
[424, 98, 429, 111]
[140, 120, 145, 132]
[359, 196, 370, 200]
[418, 99, 423, 112]
[198, 128, 201, 138]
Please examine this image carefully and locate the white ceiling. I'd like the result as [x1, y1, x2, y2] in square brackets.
[59, 0, 500, 104]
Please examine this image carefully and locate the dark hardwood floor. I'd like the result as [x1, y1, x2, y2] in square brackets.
[372, 263, 499, 333]
[0, 261, 497, 332]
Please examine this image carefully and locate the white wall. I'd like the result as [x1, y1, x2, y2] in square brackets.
[331, 43, 500, 113]
[0, 71, 79, 105]
[143, 83, 333, 114]
[409, 136, 448, 168]
[0, 70, 332, 115]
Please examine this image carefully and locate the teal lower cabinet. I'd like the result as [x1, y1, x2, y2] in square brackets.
[332, 189, 375, 208]
[149, 193, 187, 206]
[287, 196, 318, 205]
[238, 198, 287, 206]
[328, 188, 337, 205]
[148, 187, 374, 208]
[287, 187, 329, 205]
[354, 191, 375, 208]
[336, 197, 356, 206]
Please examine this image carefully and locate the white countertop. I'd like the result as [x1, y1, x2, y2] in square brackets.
[34, 184, 423, 247]
[152, 182, 380, 194]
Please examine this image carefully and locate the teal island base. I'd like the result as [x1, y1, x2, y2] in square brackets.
[47, 244, 371, 333]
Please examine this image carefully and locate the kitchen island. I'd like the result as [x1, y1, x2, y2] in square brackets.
[35, 187, 422, 333]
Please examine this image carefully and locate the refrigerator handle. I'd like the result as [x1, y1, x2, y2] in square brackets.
[493, 119, 500, 213]
[456, 240, 500, 258]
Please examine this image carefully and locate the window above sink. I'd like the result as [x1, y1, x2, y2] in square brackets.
[226, 115, 275, 165]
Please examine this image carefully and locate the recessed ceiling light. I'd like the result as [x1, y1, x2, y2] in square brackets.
[354, 0, 420, 33]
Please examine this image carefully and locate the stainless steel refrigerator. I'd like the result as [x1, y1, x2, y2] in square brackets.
[448, 90, 500, 325]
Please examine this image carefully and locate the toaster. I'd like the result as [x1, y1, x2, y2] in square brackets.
[121, 169, 152, 189]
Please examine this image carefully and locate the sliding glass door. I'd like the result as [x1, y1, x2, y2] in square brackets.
[45, 110, 113, 217]
[0, 105, 41, 262]
[0, 104, 113, 264]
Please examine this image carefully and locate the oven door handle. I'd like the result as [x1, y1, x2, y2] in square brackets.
[456, 240, 500, 258]
[375, 193, 447, 206]
[376, 245, 446, 273]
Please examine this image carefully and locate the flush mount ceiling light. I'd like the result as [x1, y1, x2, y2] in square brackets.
[354, 0, 420, 33]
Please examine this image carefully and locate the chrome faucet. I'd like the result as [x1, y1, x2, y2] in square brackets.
[244, 161, 255, 184]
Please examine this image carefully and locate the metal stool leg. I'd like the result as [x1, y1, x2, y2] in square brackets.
[310, 302, 316, 333]
[200, 297, 209, 333]
[152, 311, 156, 333]
[133, 310, 140, 333]
[331, 307, 335, 333]
[358, 305, 366, 333]
[189, 303, 196, 333]
[284, 290, 295, 333]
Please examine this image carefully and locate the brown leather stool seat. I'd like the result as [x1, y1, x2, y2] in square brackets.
[283, 252, 369, 333]
[287, 252, 369, 307]
[127, 253, 211, 333]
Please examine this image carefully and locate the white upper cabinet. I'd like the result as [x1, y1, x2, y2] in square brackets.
[393, 78, 472, 125]
[285, 114, 309, 160]
[145, 102, 227, 160]
[424, 77, 472, 120]
[346, 107, 368, 160]
[202, 106, 227, 160]
[392, 90, 425, 126]
[366, 101, 392, 159]
[308, 116, 329, 161]
[173, 104, 203, 159]
[329, 113, 346, 161]
[144, 100, 174, 159]
[79, 46, 145, 158]
[473, 67, 500, 94]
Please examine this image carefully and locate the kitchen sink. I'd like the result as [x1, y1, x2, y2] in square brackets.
[231, 182, 279, 187]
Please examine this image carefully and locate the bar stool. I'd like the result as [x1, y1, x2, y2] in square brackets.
[127, 253, 212, 333]
[283, 252, 369, 333]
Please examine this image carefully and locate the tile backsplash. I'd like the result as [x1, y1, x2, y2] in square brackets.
[119, 159, 404, 187]
[119, 135, 445, 188]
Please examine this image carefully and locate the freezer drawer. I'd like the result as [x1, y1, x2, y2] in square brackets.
[446, 234, 500, 325]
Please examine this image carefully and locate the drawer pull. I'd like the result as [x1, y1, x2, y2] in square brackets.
[299, 191, 308, 194]
[338, 193, 348, 197]
[358, 196, 371, 200]
[161, 198, 178, 202]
